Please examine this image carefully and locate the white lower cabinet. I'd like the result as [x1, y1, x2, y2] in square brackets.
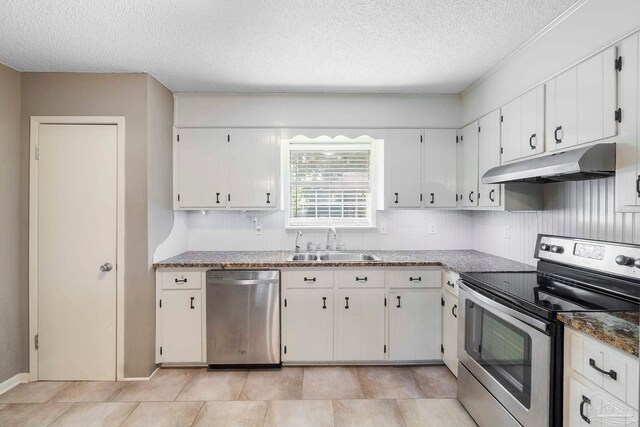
[388, 291, 441, 361]
[160, 291, 203, 363]
[441, 290, 458, 376]
[336, 291, 386, 361]
[283, 290, 333, 362]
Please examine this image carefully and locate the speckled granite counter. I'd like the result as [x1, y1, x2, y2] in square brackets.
[558, 311, 640, 357]
[153, 250, 536, 273]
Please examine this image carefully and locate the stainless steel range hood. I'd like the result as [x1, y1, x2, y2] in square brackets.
[482, 143, 616, 184]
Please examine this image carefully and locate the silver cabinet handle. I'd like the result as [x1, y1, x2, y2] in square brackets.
[100, 263, 113, 272]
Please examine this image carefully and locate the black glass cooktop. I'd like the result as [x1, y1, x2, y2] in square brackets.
[460, 269, 639, 320]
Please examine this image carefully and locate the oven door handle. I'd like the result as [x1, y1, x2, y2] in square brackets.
[459, 281, 550, 332]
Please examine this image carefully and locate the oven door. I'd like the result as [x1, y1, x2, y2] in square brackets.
[458, 282, 551, 427]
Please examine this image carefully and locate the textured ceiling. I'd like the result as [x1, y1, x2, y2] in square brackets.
[0, 0, 577, 93]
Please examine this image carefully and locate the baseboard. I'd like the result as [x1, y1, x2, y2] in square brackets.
[0, 373, 29, 395]
[123, 366, 159, 382]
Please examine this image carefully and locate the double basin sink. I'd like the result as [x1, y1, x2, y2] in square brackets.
[287, 252, 382, 262]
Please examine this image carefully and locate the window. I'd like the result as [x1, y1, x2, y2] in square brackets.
[283, 137, 379, 228]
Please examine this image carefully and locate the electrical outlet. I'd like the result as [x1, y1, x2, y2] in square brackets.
[379, 222, 387, 234]
[429, 223, 436, 234]
[504, 225, 510, 239]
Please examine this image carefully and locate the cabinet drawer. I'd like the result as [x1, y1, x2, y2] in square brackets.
[386, 270, 440, 288]
[568, 328, 639, 408]
[442, 270, 459, 296]
[161, 271, 202, 290]
[335, 270, 384, 288]
[283, 270, 333, 289]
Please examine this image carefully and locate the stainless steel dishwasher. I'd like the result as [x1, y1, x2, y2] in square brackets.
[206, 270, 281, 368]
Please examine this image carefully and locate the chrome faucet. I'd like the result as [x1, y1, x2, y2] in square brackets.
[326, 226, 337, 251]
[294, 231, 303, 253]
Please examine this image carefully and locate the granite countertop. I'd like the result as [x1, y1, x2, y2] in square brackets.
[557, 311, 640, 357]
[153, 249, 536, 274]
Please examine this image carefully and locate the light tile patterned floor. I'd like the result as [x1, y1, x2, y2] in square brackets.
[0, 366, 476, 426]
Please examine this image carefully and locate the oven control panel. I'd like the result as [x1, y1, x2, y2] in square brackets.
[535, 235, 640, 280]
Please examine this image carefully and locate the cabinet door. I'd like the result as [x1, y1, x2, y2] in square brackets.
[387, 129, 423, 208]
[461, 121, 479, 207]
[501, 97, 521, 163]
[336, 291, 385, 361]
[478, 110, 501, 207]
[228, 129, 276, 208]
[176, 129, 227, 208]
[161, 291, 202, 363]
[577, 47, 618, 144]
[547, 67, 578, 152]
[456, 130, 464, 208]
[423, 129, 457, 208]
[283, 291, 333, 362]
[388, 291, 442, 361]
[520, 85, 545, 158]
[442, 291, 458, 376]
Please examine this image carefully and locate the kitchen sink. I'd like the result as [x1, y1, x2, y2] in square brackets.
[288, 253, 319, 261]
[319, 252, 381, 261]
[286, 252, 381, 262]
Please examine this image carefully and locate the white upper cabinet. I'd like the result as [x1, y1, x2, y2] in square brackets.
[386, 129, 423, 208]
[461, 121, 479, 207]
[615, 33, 640, 211]
[478, 109, 501, 207]
[228, 128, 277, 208]
[546, 46, 618, 152]
[501, 85, 545, 162]
[175, 128, 227, 209]
[423, 129, 457, 208]
[456, 130, 464, 208]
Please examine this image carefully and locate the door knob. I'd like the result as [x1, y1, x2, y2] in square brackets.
[99, 263, 113, 272]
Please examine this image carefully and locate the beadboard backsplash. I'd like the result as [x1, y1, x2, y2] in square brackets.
[155, 177, 639, 266]
[471, 177, 640, 265]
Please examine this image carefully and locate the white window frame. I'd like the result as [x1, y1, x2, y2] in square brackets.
[282, 135, 382, 229]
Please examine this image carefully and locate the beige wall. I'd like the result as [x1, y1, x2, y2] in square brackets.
[20, 72, 173, 377]
[0, 63, 23, 383]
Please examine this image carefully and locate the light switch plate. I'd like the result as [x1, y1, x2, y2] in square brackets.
[504, 226, 510, 239]
[379, 222, 387, 234]
[429, 223, 436, 234]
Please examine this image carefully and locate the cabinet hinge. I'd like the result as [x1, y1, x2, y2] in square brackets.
[34, 334, 39, 350]
[478, 192, 481, 199]
[441, 344, 444, 353]
[177, 134, 180, 142]
[615, 108, 622, 123]
[35, 145, 39, 160]
[384, 298, 387, 307]
[500, 115, 504, 123]
[284, 298, 287, 308]
[159, 299, 162, 308]
[384, 345, 387, 353]
[441, 297, 445, 306]
[615, 56, 622, 72]
[460, 135, 463, 142]
[284, 346, 287, 354]
[500, 147, 504, 154]
[478, 126, 481, 133]
[160, 346, 163, 355]
[455, 194, 458, 202]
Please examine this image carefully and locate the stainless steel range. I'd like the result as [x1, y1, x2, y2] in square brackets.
[457, 234, 640, 427]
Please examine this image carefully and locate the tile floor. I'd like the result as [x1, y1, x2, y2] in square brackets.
[0, 366, 476, 426]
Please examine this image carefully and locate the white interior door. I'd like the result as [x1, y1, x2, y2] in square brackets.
[37, 124, 117, 381]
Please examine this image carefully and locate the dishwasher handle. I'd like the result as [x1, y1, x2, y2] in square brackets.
[207, 278, 279, 286]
